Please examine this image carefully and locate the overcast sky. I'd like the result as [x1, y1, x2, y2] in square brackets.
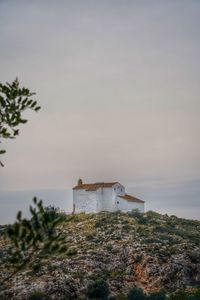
[0, 0, 200, 221]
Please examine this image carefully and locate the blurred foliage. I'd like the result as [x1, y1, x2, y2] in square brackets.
[168, 288, 200, 300]
[0, 78, 40, 166]
[1, 198, 67, 285]
[127, 287, 147, 300]
[27, 290, 51, 300]
[148, 290, 166, 300]
[86, 278, 110, 299]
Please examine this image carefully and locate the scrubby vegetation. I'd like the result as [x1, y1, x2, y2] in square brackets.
[0, 210, 199, 299]
[24, 285, 200, 300]
[86, 278, 110, 299]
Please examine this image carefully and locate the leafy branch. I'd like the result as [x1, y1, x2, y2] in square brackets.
[0, 78, 40, 166]
[0, 198, 67, 288]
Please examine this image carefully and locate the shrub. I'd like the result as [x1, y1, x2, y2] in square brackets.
[134, 254, 142, 263]
[137, 217, 148, 225]
[122, 224, 132, 231]
[127, 287, 147, 300]
[28, 290, 50, 300]
[95, 217, 108, 228]
[128, 209, 142, 218]
[188, 251, 200, 264]
[66, 247, 77, 256]
[190, 287, 200, 300]
[86, 278, 110, 299]
[106, 244, 113, 252]
[109, 294, 127, 300]
[115, 235, 122, 240]
[85, 233, 94, 241]
[169, 290, 188, 300]
[5, 198, 67, 272]
[171, 287, 200, 300]
[147, 290, 166, 300]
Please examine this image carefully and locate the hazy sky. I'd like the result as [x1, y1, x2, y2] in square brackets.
[0, 0, 200, 220]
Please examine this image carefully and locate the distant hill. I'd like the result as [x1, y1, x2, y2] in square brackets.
[0, 210, 200, 299]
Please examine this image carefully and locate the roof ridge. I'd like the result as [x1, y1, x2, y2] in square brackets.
[73, 181, 119, 191]
[119, 194, 145, 203]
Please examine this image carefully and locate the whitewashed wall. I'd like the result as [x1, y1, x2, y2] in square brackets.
[73, 183, 144, 213]
[116, 197, 144, 213]
[96, 188, 104, 212]
[101, 187, 116, 211]
[73, 189, 97, 213]
[100, 183, 125, 212]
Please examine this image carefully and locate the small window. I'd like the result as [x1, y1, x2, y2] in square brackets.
[117, 201, 119, 204]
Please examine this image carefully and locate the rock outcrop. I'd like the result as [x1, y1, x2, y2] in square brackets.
[0, 211, 199, 299]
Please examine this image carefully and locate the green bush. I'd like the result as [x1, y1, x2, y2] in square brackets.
[127, 287, 147, 300]
[134, 254, 142, 263]
[190, 287, 200, 300]
[147, 290, 166, 300]
[188, 251, 200, 264]
[106, 243, 113, 252]
[5, 198, 67, 271]
[169, 287, 200, 300]
[28, 290, 50, 300]
[66, 247, 77, 256]
[128, 209, 142, 218]
[109, 294, 127, 300]
[85, 233, 94, 241]
[169, 290, 188, 300]
[86, 278, 110, 299]
[137, 217, 148, 225]
[95, 216, 109, 228]
[122, 224, 132, 231]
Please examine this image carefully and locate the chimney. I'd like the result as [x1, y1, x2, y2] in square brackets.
[78, 178, 83, 185]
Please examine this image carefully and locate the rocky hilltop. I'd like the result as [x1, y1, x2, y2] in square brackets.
[0, 210, 200, 299]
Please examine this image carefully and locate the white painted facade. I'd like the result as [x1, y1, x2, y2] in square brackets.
[73, 181, 144, 214]
[116, 197, 144, 213]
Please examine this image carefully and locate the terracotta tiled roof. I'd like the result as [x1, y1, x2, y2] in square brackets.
[119, 194, 144, 203]
[73, 182, 118, 191]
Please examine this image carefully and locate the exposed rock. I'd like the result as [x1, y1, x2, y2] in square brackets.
[0, 211, 199, 299]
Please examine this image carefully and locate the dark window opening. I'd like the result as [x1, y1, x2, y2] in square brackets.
[117, 201, 119, 204]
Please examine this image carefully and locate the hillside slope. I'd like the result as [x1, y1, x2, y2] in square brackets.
[0, 210, 200, 299]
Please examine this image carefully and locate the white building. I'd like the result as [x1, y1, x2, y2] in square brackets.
[72, 179, 144, 214]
